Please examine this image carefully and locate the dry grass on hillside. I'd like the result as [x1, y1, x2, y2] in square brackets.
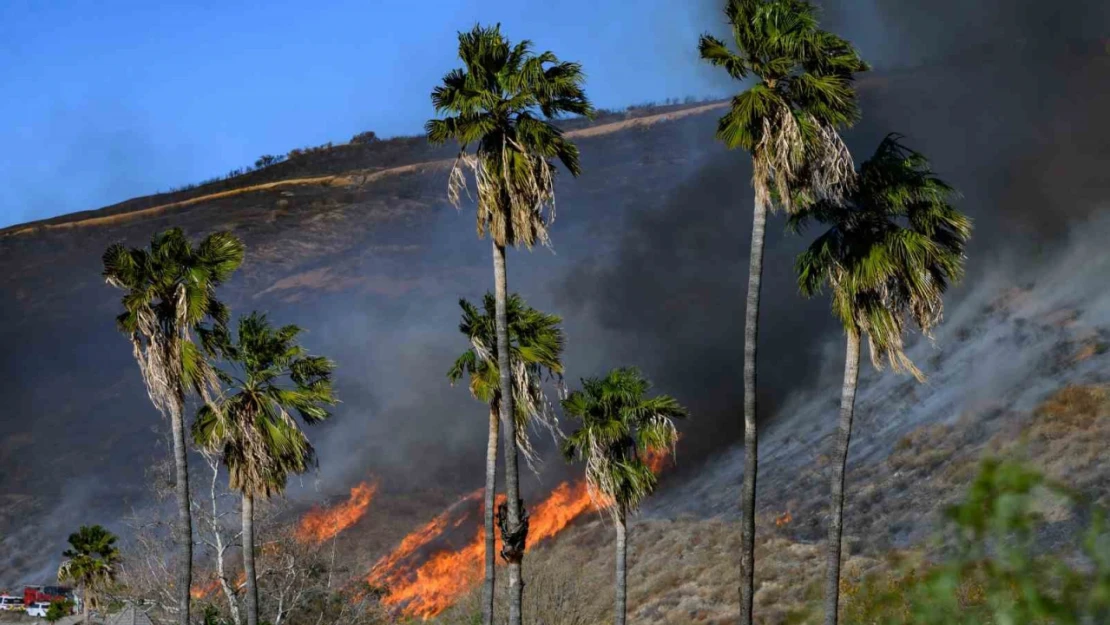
[427, 384, 1109, 625]
[0, 101, 727, 238]
[429, 514, 894, 625]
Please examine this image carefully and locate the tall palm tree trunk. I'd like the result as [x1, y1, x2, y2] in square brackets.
[614, 508, 628, 625]
[242, 494, 260, 625]
[824, 329, 861, 625]
[170, 401, 194, 625]
[739, 199, 767, 625]
[481, 402, 500, 625]
[493, 241, 526, 625]
[82, 584, 89, 624]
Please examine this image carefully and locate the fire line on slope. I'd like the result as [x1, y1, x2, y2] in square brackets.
[296, 481, 379, 544]
[367, 446, 675, 619]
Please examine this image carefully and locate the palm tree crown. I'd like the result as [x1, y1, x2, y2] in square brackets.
[102, 227, 245, 409]
[57, 525, 120, 613]
[561, 368, 688, 516]
[426, 23, 594, 248]
[791, 134, 972, 378]
[448, 293, 565, 466]
[699, 0, 870, 210]
[193, 312, 337, 498]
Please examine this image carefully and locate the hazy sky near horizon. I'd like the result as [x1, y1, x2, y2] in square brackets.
[0, 0, 748, 228]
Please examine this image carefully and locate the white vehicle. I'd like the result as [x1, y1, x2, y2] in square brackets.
[0, 594, 23, 610]
[26, 601, 51, 617]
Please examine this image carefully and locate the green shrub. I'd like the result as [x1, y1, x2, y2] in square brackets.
[846, 459, 1110, 624]
[45, 599, 74, 623]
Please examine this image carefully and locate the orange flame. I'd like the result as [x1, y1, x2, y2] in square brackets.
[190, 578, 220, 600]
[296, 481, 379, 544]
[190, 572, 245, 600]
[367, 489, 483, 589]
[367, 446, 676, 619]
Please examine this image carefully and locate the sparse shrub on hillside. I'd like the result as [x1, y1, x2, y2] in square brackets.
[254, 154, 286, 168]
[350, 131, 380, 144]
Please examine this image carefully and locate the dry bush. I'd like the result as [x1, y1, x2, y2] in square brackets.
[1030, 384, 1108, 437]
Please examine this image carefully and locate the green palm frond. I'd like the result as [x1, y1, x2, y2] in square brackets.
[448, 292, 565, 470]
[792, 134, 972, 379]
[103, 229, 245, 421]
[700, 0, 869, 212]
[57, 525, 120, 604]
[194, 311, 337, 499]
[427, 23, 594, 249]
[562, 368, 687, 519]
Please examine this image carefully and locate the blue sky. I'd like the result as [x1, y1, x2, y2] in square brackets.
[0, 0, 744, 228]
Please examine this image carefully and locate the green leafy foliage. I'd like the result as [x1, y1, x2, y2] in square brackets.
[791, 135, 971, 379]
[844, 459, 1110, 624]
[426, 23, 593, 248]
[57, 525, 121, 613]
[203, 605, 233, 625]
[447, 292, 564, 451]
[193, 312, 338, 499]
[699, 0, 869, 211]
[45, 599, 74, 622]
[562, 368, 687, 517]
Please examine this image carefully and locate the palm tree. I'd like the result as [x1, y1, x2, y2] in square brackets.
[698, 2, 868, 621]
[426, 23, 592, 625]
[447, 293, 564, 622]
[561, 368, 687, 625]
[193, 312, 338, 625]
[790, 135, 971, 625]
[102, 228, 244, 625]
[57, 525, 121, 624]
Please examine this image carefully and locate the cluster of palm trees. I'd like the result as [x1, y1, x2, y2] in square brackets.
[447, 293, 687, 625]
[426, 0, 970, 623]
[102, 231, 338, 625]
[698, 2, 970, 624]
[97, 1, 971, 624]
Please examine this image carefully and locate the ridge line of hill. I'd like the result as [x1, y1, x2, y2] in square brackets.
[0, 101, 728, 238]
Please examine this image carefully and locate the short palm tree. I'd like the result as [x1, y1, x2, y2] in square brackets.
[790, 135, 971, 625]
[698, 3, 868, 620]
[426, 23, 592, 625]
[193, 312, 337, 625]
[57, 525, 121, 625]
[102, 228, 244, 625]
[447, 293, 564, 621]
[561, 368, 687, 625]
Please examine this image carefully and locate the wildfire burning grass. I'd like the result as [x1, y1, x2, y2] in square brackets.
[369, 448, 675, 620]
[191, 571, 246, 600]
[296, 481, 379, 544]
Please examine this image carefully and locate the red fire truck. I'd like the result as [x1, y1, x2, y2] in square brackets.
[22, 586, 76, 610]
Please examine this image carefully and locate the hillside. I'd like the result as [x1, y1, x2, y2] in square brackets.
[1, 39, 1109, 623]
[0, 98, 744, 587]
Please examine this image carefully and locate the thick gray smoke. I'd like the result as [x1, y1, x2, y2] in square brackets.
[562, 0, 1110, 472]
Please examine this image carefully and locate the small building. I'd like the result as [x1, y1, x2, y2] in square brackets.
[105, 605, 155, 625]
